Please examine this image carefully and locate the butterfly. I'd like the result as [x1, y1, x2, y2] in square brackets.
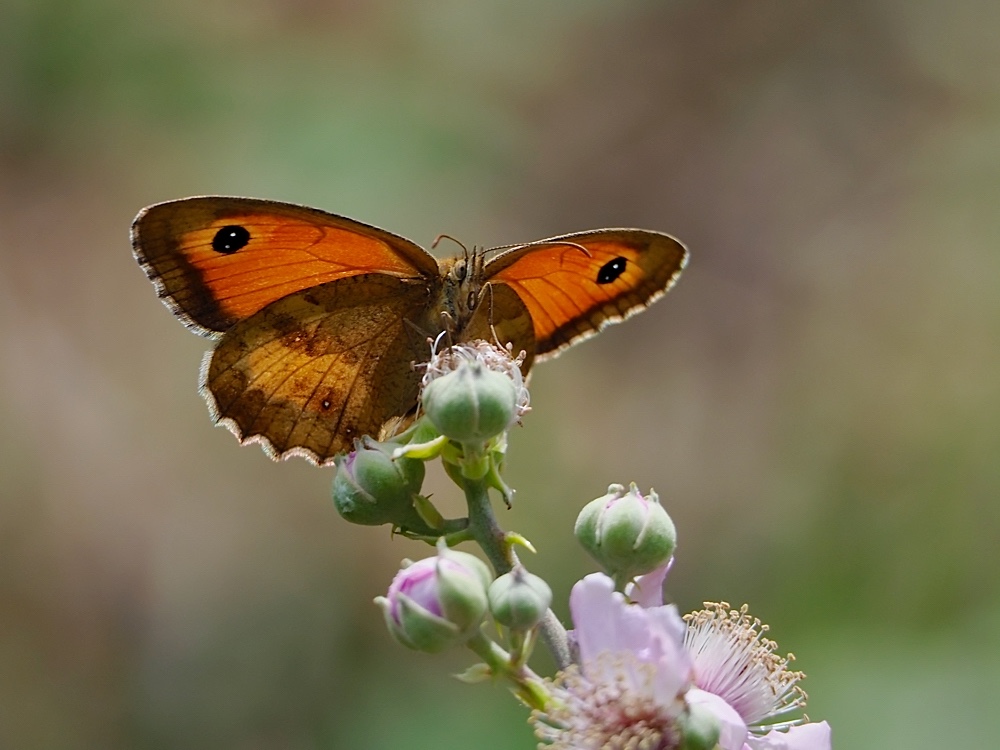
[132, 197, 687, 465]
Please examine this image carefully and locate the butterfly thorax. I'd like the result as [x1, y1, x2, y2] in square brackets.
[435, 249, 538, 374]
[437, 250, 487, 336]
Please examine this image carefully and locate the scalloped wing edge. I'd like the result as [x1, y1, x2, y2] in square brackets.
[196, 350, 340, 467]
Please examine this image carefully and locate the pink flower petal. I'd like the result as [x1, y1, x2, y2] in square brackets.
[569, 573, 626, 661]
[570, 573, 692, 702]
[746, 721, 832, 750]
[625, 557, 673, 607]
[686, 687, 748, 750]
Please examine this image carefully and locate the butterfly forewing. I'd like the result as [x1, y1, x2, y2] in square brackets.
[132, 197, 440, 337]
[483, 229, 687, 358]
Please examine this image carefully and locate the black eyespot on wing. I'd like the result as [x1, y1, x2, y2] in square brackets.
[596, 256, 627, 284]
[212, 225, 250, 254]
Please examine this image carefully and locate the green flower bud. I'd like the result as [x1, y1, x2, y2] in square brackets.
[375, 544, 493, 653]
[332, 439, 429, 532]
[678, 700, 722, 750]
[421, 359, 517, 444]
[575, 482, 677, 583]
[488, 567, 552, 631]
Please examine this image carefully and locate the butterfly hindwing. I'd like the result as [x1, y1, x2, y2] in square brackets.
[461, 280, 537, 372]
[202, 273, 441, 464]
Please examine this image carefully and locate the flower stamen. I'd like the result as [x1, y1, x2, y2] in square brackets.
[684, 602, 807, 733]
[532, 654, 685, 750]
[423, 341, 529, 414]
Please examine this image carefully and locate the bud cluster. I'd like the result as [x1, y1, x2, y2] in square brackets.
[330, 342, 528, 537]
[376, 546, 552, 662]
[326, 341, 828, 749]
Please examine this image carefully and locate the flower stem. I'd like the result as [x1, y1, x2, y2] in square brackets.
[465, 631, 551, 712]
[463, 475, 514, 573]
[462, 475, 571, 670]
[538, 610, 571, 670]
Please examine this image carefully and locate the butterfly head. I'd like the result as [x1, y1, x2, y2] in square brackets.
[439, 249, 488, 334]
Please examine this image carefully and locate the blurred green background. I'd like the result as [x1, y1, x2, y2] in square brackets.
[1, 0, 998, 747]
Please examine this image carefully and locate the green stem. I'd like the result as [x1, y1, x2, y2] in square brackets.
[462, 475, 571, 670]
[463, 475, 514, 574]
[538, 610, 571, 670]
[465, 631, 551, 712]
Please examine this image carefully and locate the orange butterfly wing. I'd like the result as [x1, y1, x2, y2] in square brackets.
[132, 197, 447, 464]
[203, 273, 440, 463]
[131, 197, 440, 336]
[459, 280, 538, 372]
[482, 229, 687, 359]
[134, 198, 688, 465]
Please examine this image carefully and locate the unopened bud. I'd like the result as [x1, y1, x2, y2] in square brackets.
[677, 700, 723, 750]
[422, 359, 517, 444]
[375, 543, 492, 653]
[488, 567, 552, 631]
[332, 439, 429, 532]
[575, 482, 676, 582]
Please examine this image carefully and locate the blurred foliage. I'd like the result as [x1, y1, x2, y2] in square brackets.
[1, 0, 998, 748]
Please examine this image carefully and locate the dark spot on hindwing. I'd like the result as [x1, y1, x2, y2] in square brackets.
[280, 328, 330, 358]
[212, 225, 250, 254]
[597, 256, 628, 284]
[270, 312, 299, 337]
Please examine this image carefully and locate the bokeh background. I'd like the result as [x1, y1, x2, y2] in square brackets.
[2, 1, 998, 747]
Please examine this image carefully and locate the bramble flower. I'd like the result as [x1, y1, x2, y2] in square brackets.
[625, 557, 674, 607]
[684, 603, 831, 750]
[415, 341, 531, 486]
[421, 341, 530, 418]
[533, 568, 831, 750]
[634, 562, 830, 749]
[626, 561, 831, 749]
[531, 573, 700, 749]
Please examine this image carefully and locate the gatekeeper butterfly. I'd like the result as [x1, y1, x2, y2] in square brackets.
[132, 197, 687, 465]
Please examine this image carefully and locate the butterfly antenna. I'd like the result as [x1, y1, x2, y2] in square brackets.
[485, 238, 592, 258]
[431, 233, 469, 256]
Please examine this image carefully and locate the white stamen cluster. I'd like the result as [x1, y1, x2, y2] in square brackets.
[531, 654, 684, 750]
[422, 340, 530, 418]
[684, 602, 807, 733]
